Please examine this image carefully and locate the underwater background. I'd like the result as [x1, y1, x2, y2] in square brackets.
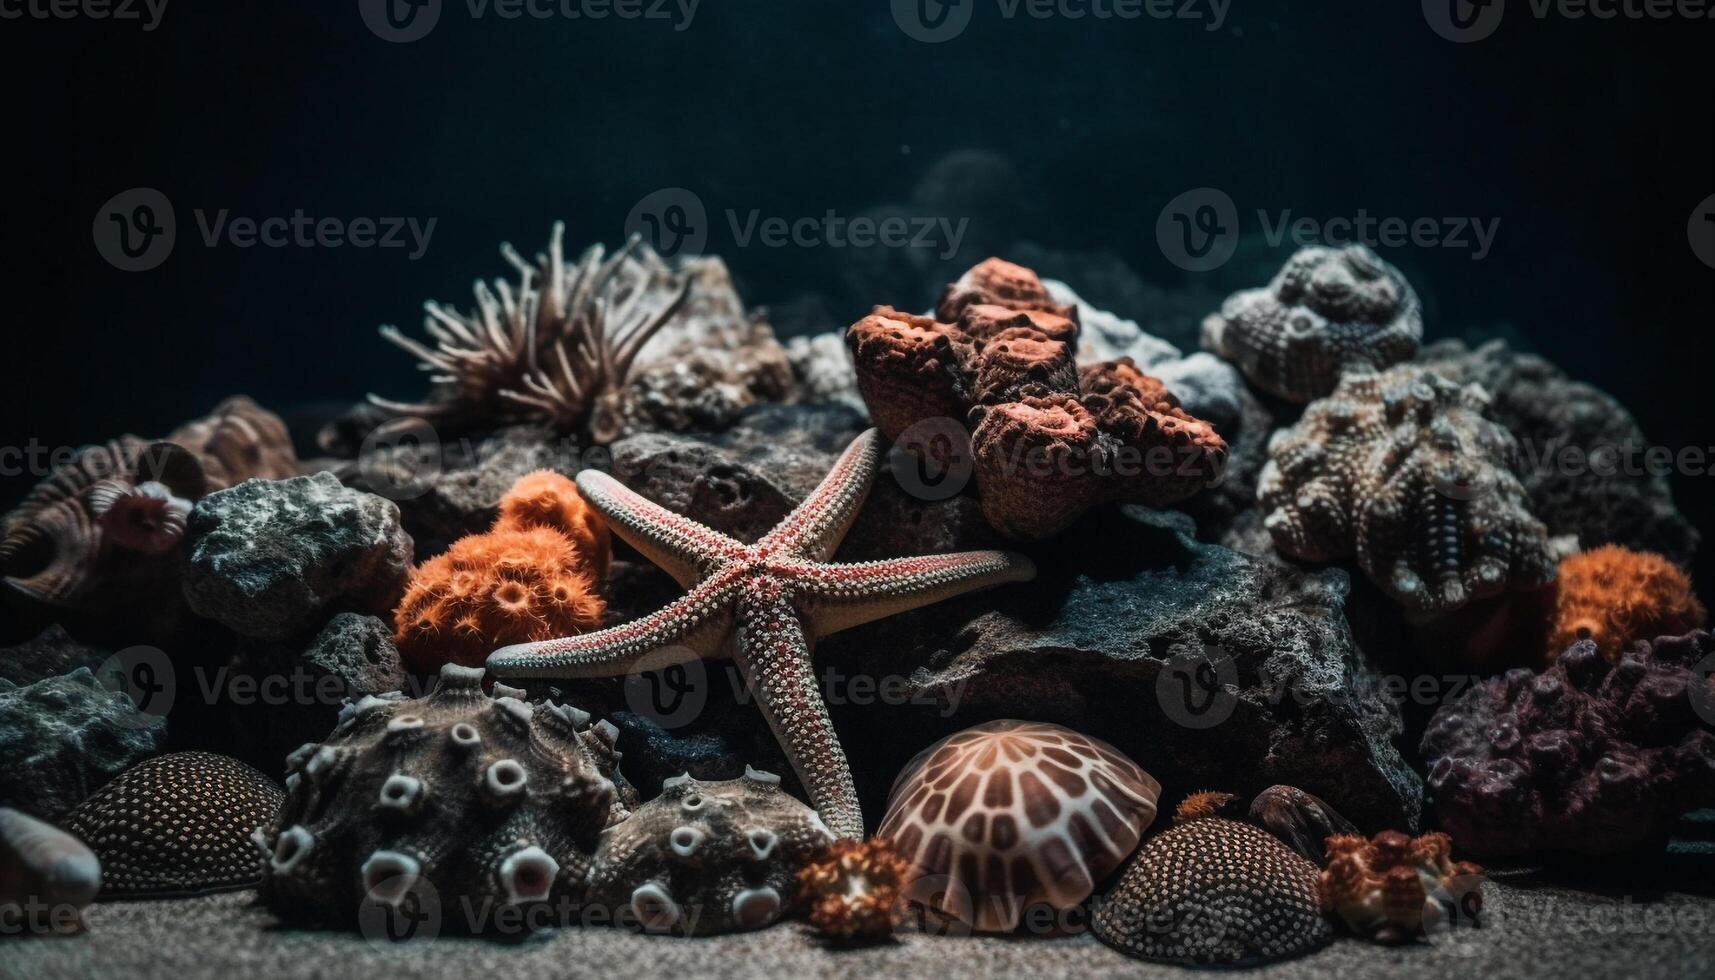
[4, 1, 1710, 595]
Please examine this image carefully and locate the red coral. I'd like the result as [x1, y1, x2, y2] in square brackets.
[1548, 545, 1706, 663]
[847, 258, 1228, 541]
[1319, 830, 1484, 945]
[796, 837, 912, 942]
[394, 471, 609, 670]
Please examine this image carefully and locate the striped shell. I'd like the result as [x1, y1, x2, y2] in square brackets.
[876, 720, 1159, 933]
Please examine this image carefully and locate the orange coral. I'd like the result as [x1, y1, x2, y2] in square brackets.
[797, 838, 912, 942]
[394, 471, 610, 670]
[1319, 831, 1484, 945]
[1548, 545, 1706, 663]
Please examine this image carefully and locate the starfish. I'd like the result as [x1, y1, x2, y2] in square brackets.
[487, 428, 1035, 839]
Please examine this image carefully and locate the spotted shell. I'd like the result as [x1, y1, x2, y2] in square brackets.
[1092, 801, 1332, 965]
[876, 720, 1160, 933]
[62, 752, 284, 898]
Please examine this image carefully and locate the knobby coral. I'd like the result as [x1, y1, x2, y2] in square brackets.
[63, 752, 284, 897]
[260, 664, 630, 929]
[875, 719, 1161, 933]
[1421, 631, 1715, 856]
[1547, 545, 1705, 664]
[1259, 364, 1557, 618]
[797, 837, 912, 942]
[846, 257, 1227, 541]
[1201, 244, 1422, 402]
[371, 223, 692, 440]
[585, 768, 834, 936]
[0, 396, 297, 607]
[1319, 830, 1484, 945]
[1092, 792, 1332, 966]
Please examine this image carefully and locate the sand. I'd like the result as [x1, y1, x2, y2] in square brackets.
[6, 869, 1714, 980]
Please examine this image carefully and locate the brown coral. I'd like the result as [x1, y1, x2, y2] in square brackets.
[1259, 364, 1557, 618]
[1319, 831, 1484, 944]
[370, 223, 692, 440]
[847, 258, 1227, 541]
[1547, 546, 1705, 663]
[797, 837, 913, 942]
[0, 397, 298, 608]
[394, 471, 610, 671]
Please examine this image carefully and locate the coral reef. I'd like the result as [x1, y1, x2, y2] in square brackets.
[585, 768, 834, 936]
[1201, 244, 1422, 402]
[63, 752, 284, 897]
[1092, 793, 1333, 965]
[1319, 830, 1484, 944]
[181, 473, 414, 641]
[1248, 785, 1357, 865]
[1259, 364, 1558, 618]
[1, 396, 297, 608]
[395, 471, 609, 671]
[874, 720, 1160, 933]
[0, 667, 167, 821]
[796, 837, 912, 942]
[1421, 630, 1715, 856]
[370, 223, 692, 440]
[260, 663, 630, 929]
[487, 429, 1035, 839]
[846, 257, 1228, 541]
[0, 807, 100, 933]
[1420, 339, 1700, 566]
[1547, 545, 1705, 663]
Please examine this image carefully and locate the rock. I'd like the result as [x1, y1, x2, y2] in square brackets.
[181, 474, 413, 641]
[784, 331, 865, 413]
[0, 625, 109, 687]
[1419, 339, 1699, 567]
[222, 614, 409, 774]
[0, 668, 167, 821]
[819, 506, 1423, 832]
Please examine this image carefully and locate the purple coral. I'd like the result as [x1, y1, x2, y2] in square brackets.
[1421, 630, 1715, 857]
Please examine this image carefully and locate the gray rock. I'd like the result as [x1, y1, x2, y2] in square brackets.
[0, 625, 109, 687]
[819, 506, 1423, 832]
[0, 668, 167, 821]
[784, 331, 865, 413]
[181, 474, 413, 641]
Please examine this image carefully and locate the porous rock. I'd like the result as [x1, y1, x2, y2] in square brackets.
[0, 625, 110, 687]
[0, 668, 167, 821]
[181, 473, 413, 641]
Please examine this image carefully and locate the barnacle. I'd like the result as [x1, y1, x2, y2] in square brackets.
[1319, 830, 1484, 944]
[371, 223, 692, 441]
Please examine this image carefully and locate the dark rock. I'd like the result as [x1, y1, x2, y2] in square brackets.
[1420, 339, 1699, 567]
[220, 614, 410, 775]
[820, 506, 1423, 832]
[0, 668, 167, 821]
[1421, 630, 1715, 857]
[1248, 784, 1359, 865]
[0, 625, 109, 686]
[181, 474, 413, 641]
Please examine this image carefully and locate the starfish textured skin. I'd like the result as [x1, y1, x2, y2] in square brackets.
[487, 429, 1037, 839]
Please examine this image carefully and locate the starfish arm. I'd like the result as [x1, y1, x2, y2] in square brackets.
[789, 550, 1037, 637]
[486, 573, 740, 678]
[575, 470, 743, 588]
[757, 428, 884, 561]
[734, 589, 865, 840]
